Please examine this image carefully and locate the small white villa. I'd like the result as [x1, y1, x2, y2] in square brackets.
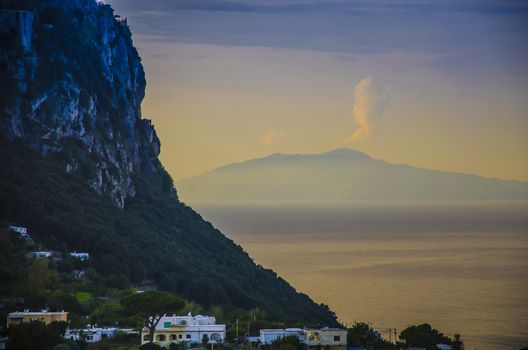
[9, 225, 31, 240]
[141, 313, 226, 347]
[259, 328, 306, 344]
[65, 326, 137, 343]
[9, 225, 27, 234]
[69, 251, 90, 261]
[26, 251, 53, 259]
[260, 327, 347, 350]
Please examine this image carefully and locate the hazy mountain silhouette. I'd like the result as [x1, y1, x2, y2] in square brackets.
[177, 149, 528, 202]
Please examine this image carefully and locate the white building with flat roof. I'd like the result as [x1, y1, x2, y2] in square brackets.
[9, 226, 27, 234]
[259, 327, 347, 350]
[9, 226, 30, 240]
[69, 251, 89, 261]
[65, 326, 136, 343]
[259, 328, 306, 345]
[142, 313, 225, 347]
[26, 251, 53, 259]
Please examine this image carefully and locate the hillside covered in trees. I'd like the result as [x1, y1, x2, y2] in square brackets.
[0, 0, 337, 325]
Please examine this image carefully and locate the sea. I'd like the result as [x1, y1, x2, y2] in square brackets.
[190, 201, 528, 350]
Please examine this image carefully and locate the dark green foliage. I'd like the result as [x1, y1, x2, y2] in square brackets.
[105, 275, 130, 290]
[169, 343, 185, 350]
[140, 343, 162, 350]
[122, 291, 185, 343]
[12, 259, 60, 307]
[399, 324, 452, 350]
[0, 140, 338, 324]
[271, 335, 304, 350]
[347, 322, 378, 349]
[0, 229, 27, 295]
[347, 322, 397, 350]
[52, 341, 81, 350]
[452, 334, 464, 350]
[7, 320, 67, 350]
[89, 300, 126, 326]
[47, 291, 83, 313]
[121, 291, 185, 318]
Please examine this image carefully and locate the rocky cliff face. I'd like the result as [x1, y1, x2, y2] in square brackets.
[0, 0, 163, 208]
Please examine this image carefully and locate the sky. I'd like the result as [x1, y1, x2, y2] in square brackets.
[106, 0, 528, 181]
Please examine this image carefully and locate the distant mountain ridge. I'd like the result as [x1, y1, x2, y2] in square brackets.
[177, 149, 528, 202]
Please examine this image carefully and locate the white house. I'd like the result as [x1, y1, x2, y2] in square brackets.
[259, 328, 306, 345]
[69, 251, 90, 261]
[259, 327, 347, 350]
[26, 251, 53, 259]
[8, 226, 31, 240]
[65, 326, 136, 343]
[65, 327, 117, 342]
[9, 226, 27, 234]
[141, 313, 226, 347]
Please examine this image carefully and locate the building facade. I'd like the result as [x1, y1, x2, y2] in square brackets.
[26, 251, 53, 259]
[141, 313, 225, 348]
[260, 327, 347, 350]
[7, 310, 68, 327]
[8, 226, 30, 240]
[8, 226, 27, 234]
[69, 251, 90, 261]
[304, 328, 347, 349]
[260, 329, 306, 345]
[65, 327, 137, 343]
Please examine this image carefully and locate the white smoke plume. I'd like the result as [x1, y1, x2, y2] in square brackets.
[345, 77, 389, 143]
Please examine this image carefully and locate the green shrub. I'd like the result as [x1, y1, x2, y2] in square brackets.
[140, 343, 162, 350]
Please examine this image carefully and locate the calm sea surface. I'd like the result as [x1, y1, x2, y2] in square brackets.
[191, 201, 528, 350]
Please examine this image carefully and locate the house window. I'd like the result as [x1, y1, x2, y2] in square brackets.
[143, 335, 150, 341]
[333, 336, 340, 342]
[170, 335, 177, 340]
[179, 334, 183, 339]
[186, 334, 191, 339]
[86, 336, 93, 341]
[157, 334, 166, 341]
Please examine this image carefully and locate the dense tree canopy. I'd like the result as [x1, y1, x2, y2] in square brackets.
[347, 322, 396, 350]
[122, 291, 185, 343]
[399, 324, 452, 350]
[0, 140, 337, 325]
[452, 334, 464, 350]
[7, 321, 67, 350]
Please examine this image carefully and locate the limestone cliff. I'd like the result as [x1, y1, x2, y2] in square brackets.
[1, 0, 162, 208]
